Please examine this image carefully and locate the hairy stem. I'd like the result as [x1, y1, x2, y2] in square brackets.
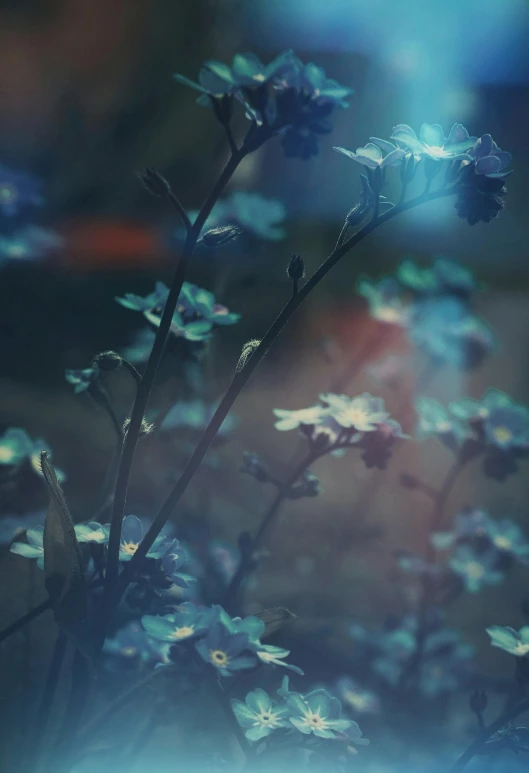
[117, 184, 460, 601]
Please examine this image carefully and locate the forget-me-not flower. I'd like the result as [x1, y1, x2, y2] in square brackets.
[232, 688, 289, 742]
[390, 123, 475, 162]
[487, 625, 529, 657]
[10, 525, 45, 569]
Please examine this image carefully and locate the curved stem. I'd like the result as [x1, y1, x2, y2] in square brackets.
[121, 359, 142, 385]
[117, 184, 460, 600]
[168, 191, 192, 233]
[450, 696, 529, 772]
[224, 451, 316, 613]
[103, 146, 248, 612]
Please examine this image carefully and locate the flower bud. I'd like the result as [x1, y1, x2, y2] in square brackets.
[287, 254, 305, 282]
[92, 350, 123, 371]
[136, 167, 171, 197]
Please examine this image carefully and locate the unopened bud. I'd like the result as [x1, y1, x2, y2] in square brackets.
[287, 254, 305, 282]
[92, 351, 123, 372]
[136, 167, 171, 197]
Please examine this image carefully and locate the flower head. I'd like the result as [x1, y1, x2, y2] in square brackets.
[415, 397, 469, 447]
[104, 621, 168, 667]
[0, 428, 33, 466]
[192, 192, 287, 241]
[336, 678, 380, 715]
[0, 227, 62, 265]
[74, 521, 108, 544]
[287, 688, 353, 739]
[319, 392, 389, 432]
[357, 277, 410, 326]
[103, 515, 168, 562]
[142, 603, 209, 643]
[449, 545, 504, 593]
[469, 134, 512, 178]
[195, 618, 257, 677]
[390, 123, 475, 162]
[487, 626, 529, 657]
[333, 140, 405, 169]
[65, 366, 100, 394]
[116, 282, 169, 313]
[273, 404, 330, 432]
[10, 525, 45, 569]
[232, 689, 289, 742]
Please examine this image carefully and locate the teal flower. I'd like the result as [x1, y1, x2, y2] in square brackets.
[450, 389, 529, 451]
[232, 688, 289, 742]
[273, 404, 330, 432]
[336, 678, 380, 715]
[390, 122, 475, 162]
[142, 603, 209, 643]
[320, 392, 390, 432]
[255, 644, 304, 675]
[487, 625, 529, 657]
[10, 526, 45, 569]
[74, 521, 108, 544]
[397, 258, 475, 297]
[104, 621, 168, 667]
[287, 689, 352, 739]
[115, 281, 169, 313]
[415, 397, 469, 446]
[103, 515, 168, 562]
[187, 192, 287, 242]
[334, 140, 405, 168]
[178, 283, 240, 326]
[0, 511, 44, 546]
[144, 310, 212, 342]
[162, 399, 237, 439]
[0, 226, 62, 265]
[449, 545, 504, 593]
[0, 428, 32, 466]
[357, 277, 410, 326]
[65, 366, 99, 394]
[195, 618, 257, 677]
[486, 520, 529, 562]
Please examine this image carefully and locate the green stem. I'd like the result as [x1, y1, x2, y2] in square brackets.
[117, 184, 460, 601]
[450, 696, 529, 772]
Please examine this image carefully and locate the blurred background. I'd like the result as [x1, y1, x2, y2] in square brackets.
[0, 0, 529, 770]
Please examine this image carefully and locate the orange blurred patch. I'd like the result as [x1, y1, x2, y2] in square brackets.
[60, 220, 168, 268]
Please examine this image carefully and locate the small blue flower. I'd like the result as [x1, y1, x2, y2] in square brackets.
[144, 310, 212, 342]
[10, 525, 45, 569]
[104, 621, 168, 666]
[0, 165, 42, 216]
[103, 515, 167, 562]
[469, 134, 512, 178]
[255, 644, 304, 675]
[65, 366, 99, 394]
[336, 678, 380, 715]
[195, 618, 257, 677]
[415, 397, 469, 446]
[0, 428, 33, 465]
[372, 628, 417, 686]
[390, 123, 476, 162]
[450, 389, 529, 451]
[0, 227, 62, 265]
[432, 508, 494, 549]
[115, 282, 169, 313]
[449, 545, 504, 593]
[487, 625, 529, 657]
[162, 399, 237, 438]
[191, 192, 287, 241]
[357, 277, 410, 326]
[142, 603, 209, 643]
[74, 521, 108, 544]
[232, 688, 289, 742]
[320, 392, 390, 432]
[0, 511, 45, 546]
[486, 519, 529, 562]
[287, 688, 353, 739]
[334, 140, 405, 169]
[179, 283, 240, 326]
[273, 404, 330, 432]
[160, 542, 195, 589]
[397, 258, 475, 297]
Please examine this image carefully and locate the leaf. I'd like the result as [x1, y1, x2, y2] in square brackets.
[255, 607, 296, 639]
[41, 451, 88, 628]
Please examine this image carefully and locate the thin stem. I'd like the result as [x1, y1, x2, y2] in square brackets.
[94, 385, 124, 443]
[121, 358, 142, 385]
[450, 696, 529, 772]
[30, 631, 68, 762]
[103, 145, 247, 611]
[224, 451, 316, 612]
[168, 191, 192, 233]
[0, 599, 52, 644]
[117, 184, 460, 600]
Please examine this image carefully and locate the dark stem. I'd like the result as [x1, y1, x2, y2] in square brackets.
[450, 696, 529, 772]
[94, 384, 124, 443]
[121, 358, 142, 385]
[103, 145, 248, 615]
[0, 599, 52, 645]
[30, 631, 68, 762]
[168, 191, 192, 233]
[224, 451, 316, 613]
[117, 184, 460, 601]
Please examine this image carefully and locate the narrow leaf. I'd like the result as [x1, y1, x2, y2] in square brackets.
[255, 607, 296, 639]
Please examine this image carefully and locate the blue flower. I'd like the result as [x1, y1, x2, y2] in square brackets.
[469, 134, 512, 178]
[415, 397, 469, 446]
[0, 227, 62, 265]
[74, 521, 108, 544]
[273, 404, 330, 432]
[432, 508, 495, 550]
[195, 618, 257, 677]
[397, 258, 475, 297]
[449, 545, 504, 593]
[287, 688, 353, 739]
[372, 628, 417, 686]
[0, 511, 45, 546]
[0, 165, 42, 216]
[450, 389, 529, 451]
[334, 140, 405, 169]
[208, 540, 240, 584]
[0, 427, 33, 465]
[120, 328, 156, 363]
[160, 542, 195, 589]
[336, 678, 380, 715]
[357, 277, 410, 326]
[255, 644, 304, 675]
[486, 519, 529, 562]
[104, 621, 168, 666]
[390, 123, 475, 162]
[10, 525, 45, 569]
[178, 283, 240, 326]
[232, 688, 289, 742]
[145, 309, 213, 342]
[65, 366, 99, 394]
[487, 625, 529, 657]
[191, 192, 287, 242]
[319, 392, 390, 432]
[103, 515, 168, 562]
[115, 281, 169, 313]
[142, 603, 209, 643]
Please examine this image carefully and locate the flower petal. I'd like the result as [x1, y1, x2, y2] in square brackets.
[419, 123, 445, 148]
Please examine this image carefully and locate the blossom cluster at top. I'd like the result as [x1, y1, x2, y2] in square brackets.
[115, 280, 240, 345]
[274, 392, 408, 469]
[359, 257, 494, 371]
[415, 389, 529, 479]
[175, 50, 353, 159]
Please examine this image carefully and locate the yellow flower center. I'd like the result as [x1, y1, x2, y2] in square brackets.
[376, 306, 404, 324]
[0, 445, 16, 463]
[210, 649, 229, 667]
[514, 642, 529, 656]
[436, 420, 452, 433]
[171, 626, 195, 640]
[493, 536, 512, 551]
[121, 541, 139, 556]
[121, 646, 137, 656]
[344, 690, 368, 710]
[307, 711, 324, 728]
[466, 561, 485, 580]
[258, 712, 273, 724]
[492, 426, 512, 444]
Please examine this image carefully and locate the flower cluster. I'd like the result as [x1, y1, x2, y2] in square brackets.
[232, 677, 368, 755]
[358, 257, 494, 370]
[0, 427, 65, 481]
[175, 50, 353, 159]
[116, 280, 240, 344]
[274, 392, 407, 469]
[141, 604, 301, 678]
[416, 390, 529, 479]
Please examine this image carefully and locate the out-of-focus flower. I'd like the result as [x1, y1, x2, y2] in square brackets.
[357, 277, 410, 327]
[450, 389, 529, 452]
[74, 521, 108, 544]
[104, 621, 168, 667]
[232, 689, 289, 742]
[336, 678, 381, 715]
[144, 309, 212, 342]
[0, 165, 42, 217]
[65, 366, 100, 394]
[397, 258, 475, 297]
[390, 123, 475, 162]
[0, 428, 33, 466]
[191, 192, 287, 241]
[455, 136, 511, 225]
[449, 545, 504, 593]
[208, 540, 240, 585]
[0, 511, 45, 546]
[273, 405, 330, 432]
[10, 526, 45, 569]
[334, 141, 405, 169]
[432, 509, 495, 549]
[366, 354, 408, 390]
[102, 515, 168, 563]
[469, 134, 512, 179]
[116, 281, 169, 313]
[0, 227, 62, 265]
[287, 688, 354, 739]
[120, 328, 156, 364]
[142, 603, 209, 643]
[487, 625, 529, 657]
[415, 397, 469, 446]
[319, 393, 389, 432]
[162, 399, 237, 439]
[179, 283, 240, 326]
